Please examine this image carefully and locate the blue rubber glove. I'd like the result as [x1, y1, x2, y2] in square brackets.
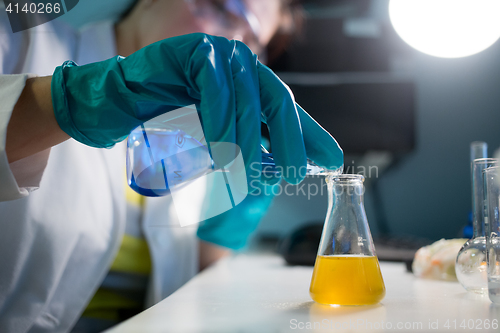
[51, 33, 343, 186]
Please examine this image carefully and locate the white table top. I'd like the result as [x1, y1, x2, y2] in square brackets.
[107, 254, 500, 333]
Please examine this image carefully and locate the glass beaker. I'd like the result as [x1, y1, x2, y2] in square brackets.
[309, 174, 385, 306]
[456, 158, 498, 293]
[126, 111, 342, 197]
[485, 166, 500, 304]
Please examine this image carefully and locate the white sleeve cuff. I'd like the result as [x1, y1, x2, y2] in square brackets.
[0, 73, 49, 201]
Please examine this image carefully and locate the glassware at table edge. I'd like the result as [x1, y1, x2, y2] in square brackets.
[456, 158, 498, 294]
[485, 166, 500, 304]
[309, 174, 386, 306]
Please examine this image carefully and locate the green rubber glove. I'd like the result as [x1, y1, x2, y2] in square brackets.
[51, 33, 343, 185]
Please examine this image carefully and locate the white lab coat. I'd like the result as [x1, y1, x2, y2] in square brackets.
[0, 16, 198, 333]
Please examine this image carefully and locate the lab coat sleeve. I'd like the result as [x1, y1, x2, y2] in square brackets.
[0, 74, 50, 201]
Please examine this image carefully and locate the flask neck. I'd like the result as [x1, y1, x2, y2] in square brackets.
[331, 183, 365, 204]
[321, 175, 375, 257]
[327, 175, 366, 209]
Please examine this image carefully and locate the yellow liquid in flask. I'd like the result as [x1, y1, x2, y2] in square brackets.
[309, 255, 386, 305]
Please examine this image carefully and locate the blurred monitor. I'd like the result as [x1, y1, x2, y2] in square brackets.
[278, 73, 415, 154]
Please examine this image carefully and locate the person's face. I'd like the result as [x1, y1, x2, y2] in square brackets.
[138, 0, 283, 56]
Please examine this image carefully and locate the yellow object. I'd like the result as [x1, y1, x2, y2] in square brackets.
[82, 235, 152, 320]
[82, 289, 139, 321]
[309, 255, 386, 306]
[110, 234, 151, 275]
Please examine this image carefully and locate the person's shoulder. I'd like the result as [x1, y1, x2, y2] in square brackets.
[0, 11, 78, 74]
[0, 5, 23, 74]
[78, 20, 115, 35]
[76, 20, 117, 64]
[0, 8, 78, 43]
[37, 19, 79, 46]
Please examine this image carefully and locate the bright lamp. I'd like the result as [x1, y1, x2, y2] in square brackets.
[389, 0, 500, 58]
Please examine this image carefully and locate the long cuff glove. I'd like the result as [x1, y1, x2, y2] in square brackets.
[51, 33, 343, 186]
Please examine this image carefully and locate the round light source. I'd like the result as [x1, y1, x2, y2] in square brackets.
[389, 0, 500, 58]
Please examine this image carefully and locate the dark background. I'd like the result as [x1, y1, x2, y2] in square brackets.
[57, 0, 500, 242]
[256, 0, 500, 242]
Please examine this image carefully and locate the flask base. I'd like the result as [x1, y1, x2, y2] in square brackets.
[309, 255, 386, 306]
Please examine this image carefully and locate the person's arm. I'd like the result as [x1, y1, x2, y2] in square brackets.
[198, 240, 230, 271]
[6, 76, 69, 163]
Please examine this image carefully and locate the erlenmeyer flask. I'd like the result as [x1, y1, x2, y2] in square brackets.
[309, 174, 385, 306]
[456, 158, 498, 293]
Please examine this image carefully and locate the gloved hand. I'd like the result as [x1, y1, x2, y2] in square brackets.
[51, 33, 343, 185]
